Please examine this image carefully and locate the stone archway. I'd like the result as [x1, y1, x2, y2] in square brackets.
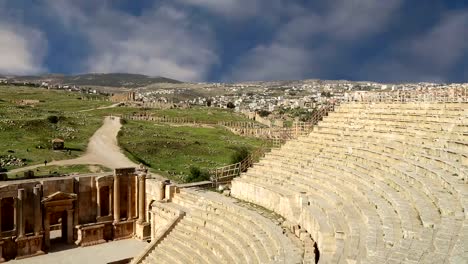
[41, 192, 77, 250]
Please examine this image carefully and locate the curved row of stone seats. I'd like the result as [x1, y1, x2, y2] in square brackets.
[143, 188, 302, 264]
[311, 125, 467, 184]
[231, 102, 467, 263]
[238, 145, 458, 262]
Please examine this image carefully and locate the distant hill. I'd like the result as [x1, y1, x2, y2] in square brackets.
[7, 73, 182, 88]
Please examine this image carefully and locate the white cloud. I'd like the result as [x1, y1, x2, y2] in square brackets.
[0, 20, 47, 75]
[45, 1, 218, 82]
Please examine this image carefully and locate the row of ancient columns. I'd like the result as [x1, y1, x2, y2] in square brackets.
[112, 170, 147, 224]
[0, 186, 42, 237]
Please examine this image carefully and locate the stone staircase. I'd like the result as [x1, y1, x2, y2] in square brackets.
[231, 102, 468, 264]
[139, 188, 303, 264]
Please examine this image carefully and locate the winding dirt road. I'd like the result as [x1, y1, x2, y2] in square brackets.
[9, 116, 137, 174]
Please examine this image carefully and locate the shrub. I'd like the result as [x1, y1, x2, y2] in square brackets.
[226, 102, 235, 109]
[230, 146, 250, 164]
[186, 166, 210, 182]
[47, 115, 59, 124]
[257, 110, 271, 117]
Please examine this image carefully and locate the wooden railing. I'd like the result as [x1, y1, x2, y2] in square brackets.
[210, 147, 267, 187]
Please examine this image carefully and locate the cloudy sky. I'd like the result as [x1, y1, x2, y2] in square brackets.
[0, 0, 467, 83]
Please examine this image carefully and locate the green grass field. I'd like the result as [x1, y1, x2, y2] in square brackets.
[0, 86, 110, 169]
[119, 121, 266, 182]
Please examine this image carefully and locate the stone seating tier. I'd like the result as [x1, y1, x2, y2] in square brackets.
[142, 188, 303, 264]
[231, 102, 467, 263]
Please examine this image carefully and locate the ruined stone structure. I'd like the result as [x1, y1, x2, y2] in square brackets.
[110, 92, 136, 103]
[0, 167, 150, 261]
[2, 94, 466, 263]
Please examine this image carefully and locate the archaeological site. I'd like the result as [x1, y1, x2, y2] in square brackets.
[0, 88, 466, 264]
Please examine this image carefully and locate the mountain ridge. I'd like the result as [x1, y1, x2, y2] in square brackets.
[3, 73, 182, 88]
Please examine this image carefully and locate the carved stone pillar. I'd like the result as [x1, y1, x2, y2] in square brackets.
[66, 210, 74, 244]
[109, 186, 113, 216]
[96, 184, 101, 219]
[137, 173, 146, 224]
[17, 189, 25, 238]
[127, 179, 132, 219]
[33, 186, 42, 235]
[0, 198, 2, 235]
[113, 175, 120, 223]
[44, 212, 50, 250]
[0, 241, 4, 262]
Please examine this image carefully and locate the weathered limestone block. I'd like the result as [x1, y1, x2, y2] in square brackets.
[14, 235, 44, 260]
[134, 222, 150, 241]
[113, 220, 134, 240]
[75, 223, 107, 247]
[164, 184, 177, 202]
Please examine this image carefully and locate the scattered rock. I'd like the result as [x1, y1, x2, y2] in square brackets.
[0, 155, 26, 168]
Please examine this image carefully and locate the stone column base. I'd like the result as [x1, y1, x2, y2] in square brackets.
[15, 235, 45, 260]
[0, 240, 5, 263]
[134, 222, 151, 241]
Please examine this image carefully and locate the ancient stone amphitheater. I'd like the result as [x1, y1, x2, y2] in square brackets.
[136, 97, 467, 264]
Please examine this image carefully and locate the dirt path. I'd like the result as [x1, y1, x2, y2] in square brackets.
[9, 116, 138, 174]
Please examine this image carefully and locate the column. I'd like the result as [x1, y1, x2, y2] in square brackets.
[137, 173, 146, 223]
[66, 210, 73, 244]
[33, 186, 42, 235]
[0, 241, 4, 262]
[96, 184, 101, 219]
[44, 212, 50, 249]
[109, 186, 113, 216]
[0, 198, 2, 234]
[134, 176, 138, 218]
[113, 175, 120, 223]
[127, 179, 133, 219]
[17, 189, 25, 238]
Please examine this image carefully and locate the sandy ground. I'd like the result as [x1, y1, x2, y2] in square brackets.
[10, 116, 138, 174]
[10, 238, 148, 264]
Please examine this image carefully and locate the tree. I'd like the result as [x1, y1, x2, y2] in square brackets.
[257, 110, 271, 117]
[230, 146, 250, 164]
[226, 102, 235, 109]
[206, 99, 212, 107]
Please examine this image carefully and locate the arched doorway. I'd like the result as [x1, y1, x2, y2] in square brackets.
[41, 192, 77, 251]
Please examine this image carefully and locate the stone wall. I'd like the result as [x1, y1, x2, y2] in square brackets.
[0, 167, 150, 261]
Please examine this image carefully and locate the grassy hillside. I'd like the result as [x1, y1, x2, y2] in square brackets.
[0, 86, 110, 170]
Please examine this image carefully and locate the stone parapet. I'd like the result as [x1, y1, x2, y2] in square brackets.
[113, 220, 135, 241]
[75, 223, 107, 247]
